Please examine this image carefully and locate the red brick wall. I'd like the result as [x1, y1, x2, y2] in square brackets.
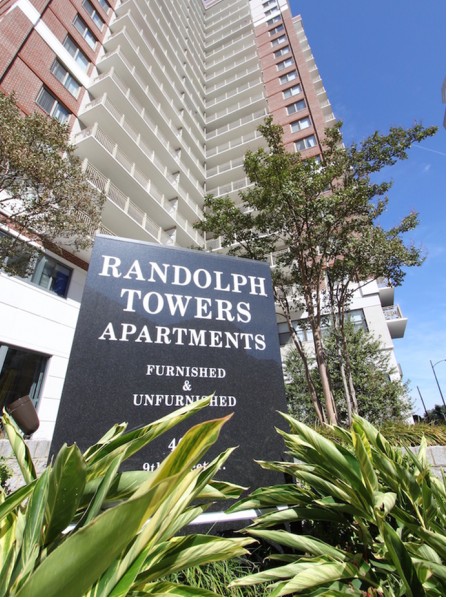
[254, 8, 326, 158]
[0, 0, 112, 122]
[0, 6, 33, 81]
[0, 0, 18, 17]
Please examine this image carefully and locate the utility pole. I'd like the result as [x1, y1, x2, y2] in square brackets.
[417, 386, 429, 420]
[430, 359, 446, 407]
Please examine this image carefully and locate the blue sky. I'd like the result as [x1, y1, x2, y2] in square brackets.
[291, 0, 446, 415]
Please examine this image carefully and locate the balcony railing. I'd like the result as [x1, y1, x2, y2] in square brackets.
[206, 108, 267, 140]
[383, 305, 404, 321]
[84, 162, 168, 243]
[206, 129, 264, 158]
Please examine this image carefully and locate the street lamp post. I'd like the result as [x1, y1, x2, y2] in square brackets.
[430, 359, 446, 407]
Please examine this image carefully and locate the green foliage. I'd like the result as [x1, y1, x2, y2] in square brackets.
[163, 556, 271, 597]
[230, 414, 446, 597]
[285, 324, 413, 426]
[379, 422, 446, 447]
[196, 117, 437, 426]
[425, 404, 446, 424]
[0, 456, 12, 494]
[0, 91, 104, 276]
[0, 397, 253, 596]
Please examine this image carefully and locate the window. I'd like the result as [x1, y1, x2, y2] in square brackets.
[36, 88, 70, 123]
[271, 35, 286, 46]
[283, 83, 302, 99]
[265, 8, 279, 17]
[30, 255, 72, 297]
[263, 0, 276, 7]
[286, 99, 306, 114]
[291, 116, 311, 132]
[0, 344, 48, 409]
[277, 57, 294, 70]
[74, 15, 97, 49]
[97, 0, 110, 12]
[279, 70, 297, 84]
[348, 309, 368, 331]
[269, 24, 284, 36]
[267, 15, 282, 26]
[51, 60, 81, 97]
[295, 135, 317, 151]
[63, 36, 90, 72]
[82, 0, 104, 29]
[1, 233, 72, 297]
[274, 45, 290, 58]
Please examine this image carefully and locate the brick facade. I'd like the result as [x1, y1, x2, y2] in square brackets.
[254, 7, 327, 157]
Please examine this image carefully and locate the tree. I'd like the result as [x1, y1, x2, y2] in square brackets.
[195, 117, 436, 425]
[285, 323, 413, 427]
[0, 92, 104, 276]
[425, 403, 446, 423]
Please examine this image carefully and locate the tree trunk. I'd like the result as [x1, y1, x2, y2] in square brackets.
[290, 328, 325, 423]
[314, 336, 337, 425]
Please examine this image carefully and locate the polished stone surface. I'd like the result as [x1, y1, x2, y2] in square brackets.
[50, 235, 289, 501]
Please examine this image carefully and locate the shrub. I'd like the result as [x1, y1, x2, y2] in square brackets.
[0, 397, 252, 596]
[314, 420, 446, 447]
[0, 456, 12, 494]
[229, 414, 446, 597]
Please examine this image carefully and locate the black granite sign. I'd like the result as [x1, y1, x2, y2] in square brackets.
[50, 235, 288, 500]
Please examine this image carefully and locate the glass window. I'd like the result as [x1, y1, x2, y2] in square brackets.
[30, 255, 72, 297]
[265, 8, 279, 17]
[286, 99, 306, 114]
[36, 88, 70, 123]
[82, 0, 104, 29]
[271, 35, 286, 46]
[283, 83, 302, 99]
[74, 15, 97, 49]
[279, 70, 297, 84]
[51, 60, 81, 97]
[0, 344, 48, 409]
[267, 15, 282, 26]
[63, 36, 90, 72]
[274, 46, 290, 57]
[1, 233, 72, 297]
[295, 135, 317, 151]
[277, 57, 294, 70]
[97, 0, 110, 12]
[269, 24, 284, 36]
[348, 309, 368, 331]
[291, 116, 311, 132]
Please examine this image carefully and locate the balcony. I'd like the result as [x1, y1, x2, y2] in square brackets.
[206, 108, 266, 138]
[383, 304, 408, 339]
[377, 277, 395, 307]
[206, 91, 267, 129]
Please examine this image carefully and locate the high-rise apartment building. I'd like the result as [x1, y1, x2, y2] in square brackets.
[0, 0, 407, 442]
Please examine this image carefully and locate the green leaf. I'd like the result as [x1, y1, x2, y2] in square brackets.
[85, 396, 212, 479]
[352, 428, 378, 497]
[0, 480, 35, 522]
[138, 581, 221, 596]
[16, 475, 174, 597]
[382, 521, 425, 597]
[10, 468, 50, 593]
[2, 412, 36, 483]
[247, 529, 349, 561]
[44, 444, 86, 544]
[373, 491, 397, 516]
[275, 560, 360, 596]
[230, 560, 306, 587]
[153, 414, 233, 483]
[134, 534, 253, 584]
[76, 449, 125, 528]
